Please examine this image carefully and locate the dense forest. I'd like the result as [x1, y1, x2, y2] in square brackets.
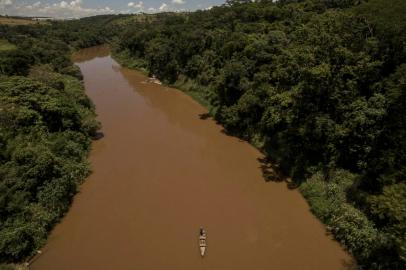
[111, 0, 406, 269]
[0, 0, 405, 269]
[0, 16, 115, 268]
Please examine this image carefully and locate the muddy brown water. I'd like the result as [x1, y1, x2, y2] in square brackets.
[31, 46, 354, 270]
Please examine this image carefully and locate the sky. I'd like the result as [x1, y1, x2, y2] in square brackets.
[0, 0, 225, 18]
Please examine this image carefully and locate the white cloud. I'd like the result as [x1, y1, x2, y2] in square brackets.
[128, 1, 143, 10]
[171, 0, 185, 4]
[1, 0, 203, 17]
[2, 0, 114, 18]
[0, 0, 12, 5]
[59, 1, 68, 8]
[70, 0, 82, 7]
[159, 3, 167, 11]
[144, 1, 189, 14]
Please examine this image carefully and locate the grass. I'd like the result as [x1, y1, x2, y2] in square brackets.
[0, 39, 17, 52]
[171, 76, 214, 111]
[111, 49, 149, 75]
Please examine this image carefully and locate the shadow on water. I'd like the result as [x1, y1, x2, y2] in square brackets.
[257, 157, 299, 190]
[198, 113, 211, 120]
[211, 123, 300, 190]
[92, 131, 105, 140]
[72, 45, 110, 63]
[341, 259, 358, 270]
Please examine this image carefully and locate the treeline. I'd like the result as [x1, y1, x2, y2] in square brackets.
[0, 16, 115, 265]
[113, 0, 405, 268]
[0, 14, 128, 77]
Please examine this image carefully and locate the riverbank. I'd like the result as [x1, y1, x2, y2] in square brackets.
[112, 49, 218, 121]
[0, 70, 99, 270]
[0, 264, 28, 270]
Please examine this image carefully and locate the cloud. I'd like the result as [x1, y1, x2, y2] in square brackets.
[159, 3, 167, 11]
[144, 1, 189, 14]
[0, 0, 12, 9]
[1, 0, 114, 18]
[70, 0, 82, 7]
[59, 1, 68, 8]
[171, 0, 185, 4]
[0, 0, 12, 6]
[128, 1, 143, 9]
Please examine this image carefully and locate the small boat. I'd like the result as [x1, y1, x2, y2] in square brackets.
[199, 227, 207, 257]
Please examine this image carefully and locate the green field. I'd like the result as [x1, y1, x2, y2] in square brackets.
[0, 16, 42, 25]
[0, 39, 16, 51]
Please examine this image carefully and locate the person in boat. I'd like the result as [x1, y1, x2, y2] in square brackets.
[200, 227, 204, 236]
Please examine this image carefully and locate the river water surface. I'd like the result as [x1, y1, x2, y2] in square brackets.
[31, 46, 354, 270]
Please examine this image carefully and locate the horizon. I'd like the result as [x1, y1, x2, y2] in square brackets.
[0, 0, 224, 18]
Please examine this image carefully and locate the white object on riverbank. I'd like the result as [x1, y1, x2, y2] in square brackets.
[147, 75, 162, 85]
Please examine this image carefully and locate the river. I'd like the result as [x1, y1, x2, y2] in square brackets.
[31, 46, 354, 270]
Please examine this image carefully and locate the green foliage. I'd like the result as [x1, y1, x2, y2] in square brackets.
[0, 73, 97, 261]
[0, 40, 16, 52]
[368, 183, 406, 265]
[0, 264, 18, 270]
[0, 22, 100, 263]
[0, 15, 126, 77]
[301, 171, 381, 264]
[112, 49, 148, 73]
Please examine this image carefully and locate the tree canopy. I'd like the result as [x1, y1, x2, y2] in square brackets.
[0, 1, 405, 268]
[0, 19, 102, 264]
